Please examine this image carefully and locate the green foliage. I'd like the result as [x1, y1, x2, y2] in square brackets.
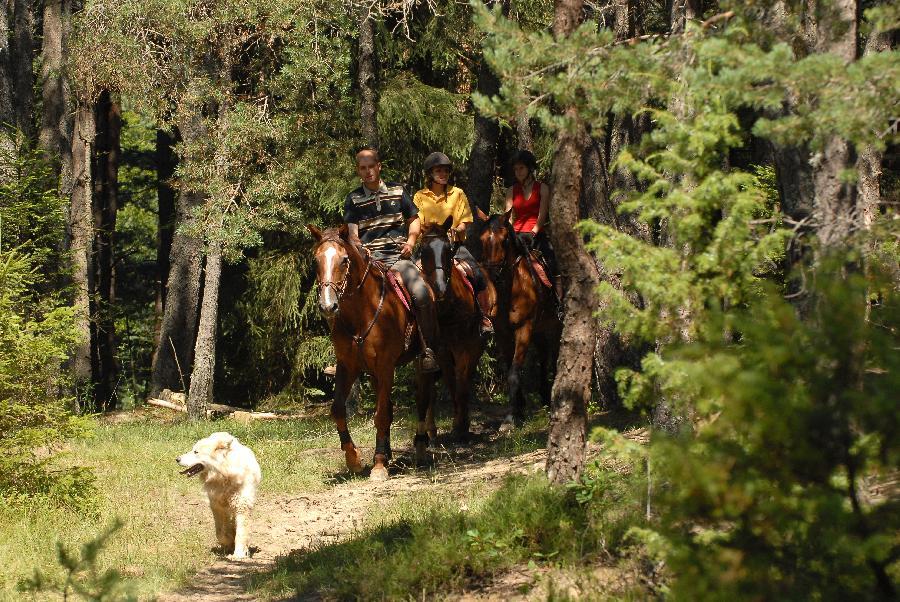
[19, 520, 137, 601]
[640, 262, 900, 599]
[0, 131, 67, 281]
[0, 139, 94, 507]
[0, 250, 94, 507]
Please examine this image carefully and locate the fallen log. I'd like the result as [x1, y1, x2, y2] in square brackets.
[146, 398, 300, 420]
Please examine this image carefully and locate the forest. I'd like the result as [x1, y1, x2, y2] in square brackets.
[1, 0, 898, 599]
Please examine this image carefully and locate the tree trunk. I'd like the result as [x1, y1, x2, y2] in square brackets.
[39, 0, 73, 191]
[516, 111, 533, 152]
[0, 4, 14, 143]
[465, 1, 508, 214]
[812, 0, 858, 250]
[154, 127, 178, 344]
[546, 0, 600, 485]
[358, 8, 378, 148]
[186, 241, 222, 419]
[91, 90, 120, 411]
[10, 0, 33, 137]
[856, 29, 892, 229]
[149, 119, 204, 397]
[69, 101, 95, 409]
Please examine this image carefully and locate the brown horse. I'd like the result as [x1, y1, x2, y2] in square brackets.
[473, 208, 561, 423]
[418, 218, 485, 440]
[307, 224, 434, 480]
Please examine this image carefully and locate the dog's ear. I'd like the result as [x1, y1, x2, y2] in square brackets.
[212, 432, 235, 451]
[502, 207, 513, 224]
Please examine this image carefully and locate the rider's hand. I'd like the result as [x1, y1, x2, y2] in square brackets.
[400, 242, 413, 258]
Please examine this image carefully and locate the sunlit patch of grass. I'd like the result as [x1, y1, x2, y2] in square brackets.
[248, 469, 649, 601]
[0, 413, 362, 600]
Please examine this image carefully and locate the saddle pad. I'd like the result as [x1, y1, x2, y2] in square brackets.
[386, 269, 413, 314]
[453, 260, 476, 297]
[528, 252, 553, 288]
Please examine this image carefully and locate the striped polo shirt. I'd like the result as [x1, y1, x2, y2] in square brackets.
[343, 181, 418, 262]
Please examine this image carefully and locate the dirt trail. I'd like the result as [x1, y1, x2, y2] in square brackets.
[159, 446, 548, 602]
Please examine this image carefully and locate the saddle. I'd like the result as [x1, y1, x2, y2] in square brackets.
[453, 259, 476, 297]
[515, 252, 553, 289]
[385, 268, 416, 350]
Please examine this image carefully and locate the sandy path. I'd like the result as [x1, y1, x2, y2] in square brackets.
[159, 446, 548, 601]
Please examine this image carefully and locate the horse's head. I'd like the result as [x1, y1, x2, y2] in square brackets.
[474, 207, 514, 270]
[420, 216, 454, 301]
[307, 223, 353, 317]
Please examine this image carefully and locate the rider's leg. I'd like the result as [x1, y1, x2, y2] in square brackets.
[454, 245, 494, 335]
[394, 259, 440, 372]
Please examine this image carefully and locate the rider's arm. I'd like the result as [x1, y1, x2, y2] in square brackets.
[454, 188, 473, 239]
[535, 182, 551, 234]
[401, 188, 420, 258]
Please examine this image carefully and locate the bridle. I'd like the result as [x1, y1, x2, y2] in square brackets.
[316, 243, 374, 304]
[316, 239, 385, 350]
[420, 231, 453, 288]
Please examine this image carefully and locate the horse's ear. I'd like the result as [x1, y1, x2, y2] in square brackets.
[441, 216, 454, 232]
[306, 224, 323, 242]
[475, 207, 489, 222]
[338, 223, 350, 240]
[503, 207, 513, 223]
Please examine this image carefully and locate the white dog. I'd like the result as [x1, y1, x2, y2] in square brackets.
[176, 432, 261, 559]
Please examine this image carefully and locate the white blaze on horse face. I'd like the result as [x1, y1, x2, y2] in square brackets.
[321, 246, 339, 307]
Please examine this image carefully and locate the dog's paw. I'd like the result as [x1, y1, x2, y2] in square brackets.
[228, 549, 248, 561]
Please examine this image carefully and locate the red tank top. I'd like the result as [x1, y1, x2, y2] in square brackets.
[511, 181, 541, 233]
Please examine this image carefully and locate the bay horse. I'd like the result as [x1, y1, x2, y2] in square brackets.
[307, 224, 434, 480]
[472, 208, 561, 423]
[418, 217, 486, 440]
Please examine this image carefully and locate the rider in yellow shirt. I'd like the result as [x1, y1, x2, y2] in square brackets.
[414, 152, 495, 335]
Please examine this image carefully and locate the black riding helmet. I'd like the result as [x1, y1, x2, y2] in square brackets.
[423, 151, 453, 174]
[510, 149, 538, 175]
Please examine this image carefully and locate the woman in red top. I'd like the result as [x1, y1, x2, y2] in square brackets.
[505, 150, 557, 275]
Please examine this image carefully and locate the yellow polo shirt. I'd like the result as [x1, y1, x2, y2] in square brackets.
[413, 185, 474, 229]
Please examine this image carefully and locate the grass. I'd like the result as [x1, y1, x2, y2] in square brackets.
[0, 404, 635, 601]
[0, 410, 374, 600]
[247, 469, 649, 601]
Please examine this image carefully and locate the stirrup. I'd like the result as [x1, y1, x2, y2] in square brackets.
[480, 316, 494, 336]
[419, 349, 439, 373]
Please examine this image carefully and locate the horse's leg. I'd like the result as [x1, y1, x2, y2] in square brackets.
[451, 346, 475, 441]
[333, 364, 363, 474]
[541, 332, 560, 407]
[370, 369, 394, 482]
[508, 322, 533, 423]
[414, 366, 434, 466]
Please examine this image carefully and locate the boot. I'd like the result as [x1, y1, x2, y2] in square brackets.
[476, 288, 494, 336]
[415, 300, 441, 373]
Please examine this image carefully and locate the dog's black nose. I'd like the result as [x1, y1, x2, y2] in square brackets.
[174, 457, 179, 464]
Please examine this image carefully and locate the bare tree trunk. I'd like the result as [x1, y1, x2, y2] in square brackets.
[91, 90, 120, 411]
[358, 7, 378, 148]
[856, 26, 891, 229]
[39, 0, 73, 191]
[0, 4, 14, 142]
[154, 127, 178, 346]
[546, 0, 600, 485]
[465, 0, 508, 214]
[69, 101, 95, 408]
[150, 115, 204, 397]
[10, 0, 33, 137]
[516, 111, 533, 152]
[812, 0, 858, 250]
[186, 241, 222, 419]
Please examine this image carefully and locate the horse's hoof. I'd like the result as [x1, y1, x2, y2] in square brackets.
[345, 448, 364, 474]
[370, 465, 389, 482]
[415, 443, 431, 467]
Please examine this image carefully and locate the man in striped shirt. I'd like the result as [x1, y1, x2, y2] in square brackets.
[343, 147, 439, 372]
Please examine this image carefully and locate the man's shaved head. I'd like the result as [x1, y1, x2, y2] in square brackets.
[355, 146, 381, 165]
